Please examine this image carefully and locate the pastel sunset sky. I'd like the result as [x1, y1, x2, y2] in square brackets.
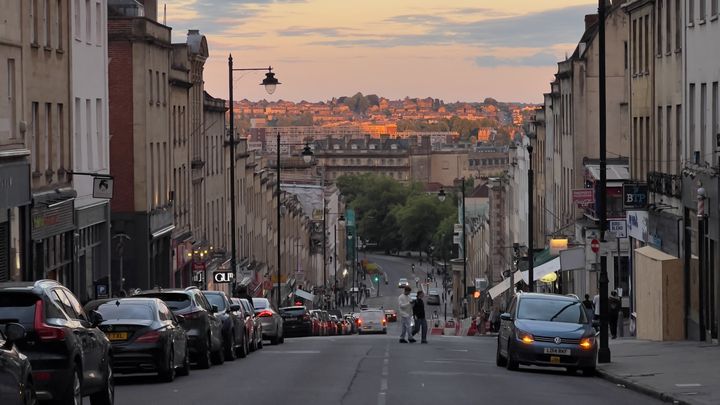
[165, 0, 598, 104]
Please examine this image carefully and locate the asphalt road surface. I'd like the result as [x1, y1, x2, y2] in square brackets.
[115, 254, 661, 405]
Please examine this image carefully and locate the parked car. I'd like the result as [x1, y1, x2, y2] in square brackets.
[204, 291, 247, 360]
[320, 311, 335, 336]
[330, 315, 343, 335]
[280, 306, 313, 337]
[230, 298, 256, 353]
[309, 310, 324, 336]
[344, 314, 358, 334]
[427, 289, 441, 305]
[85, 297, 190, 381]
[496, 293, 597, 376]
[357, 309, 387, 334]
[0, 323, 36, 405]
[238, 298, 263, 350]
[134, 287, 224, 368]
[251, 297, 284, 345]
[384, 309, 397, 322]
[0, 280, 114, 404]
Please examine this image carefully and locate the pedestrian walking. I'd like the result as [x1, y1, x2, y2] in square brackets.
[582, 294, 594, 322]
[609, 290, 621, 339]
[412, 290, 428, 343]
[592, 293, 600, 321]
[398, 286, 413, 343]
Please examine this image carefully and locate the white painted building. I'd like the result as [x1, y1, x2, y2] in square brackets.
[71, 0, 111, 300]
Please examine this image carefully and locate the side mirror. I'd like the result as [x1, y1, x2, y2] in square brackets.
[230, 304, 241, 312]
[211, 305, 219, 314]
[176, 314, 186, 325]
[3, 323, 26, 343]
[89, 310, 104, 327]
[499, 313, 513, 322]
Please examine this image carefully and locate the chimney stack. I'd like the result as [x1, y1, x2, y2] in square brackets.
[141, 0, 158, 21]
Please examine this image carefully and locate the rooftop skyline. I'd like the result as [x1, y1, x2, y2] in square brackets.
[167, 1, 597, 104]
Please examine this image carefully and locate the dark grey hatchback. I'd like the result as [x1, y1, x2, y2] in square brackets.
[496, 293, 597, 376]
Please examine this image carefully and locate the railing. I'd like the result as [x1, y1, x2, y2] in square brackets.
[647, 172, 681, 198]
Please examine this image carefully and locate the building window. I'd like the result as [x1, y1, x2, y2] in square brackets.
[676, 0, 682, 48]
[666, 105, 672, 173]
[96, 98, 103, 169]
[713, 0, 719, 16]
[676, 104, 682, 174]
[657, 0, 663, 55]
[57, 104, 64, 170]
[700, 0, 707, 20]
[56, 0, 63, 49]
[45, 0, 51, 47]
[632, 19, 638, 73]
[644, 15, 649, 71]
[689, 83, 696, 161]
[86, 99, 92, 170]
[95, 1, 101, 46]
[666, 0, 671, 53]
[701, 83, 707, 162]
[713, 83, 719, 165]
[74, 98, 81, 170]
[85, 0, 91, 43]
[161, 72, 166, 105]
[155, 71, 160, 105]
[6, 59, 17, 140]
[689, 0, 695, 24]
[148, 70, 153, 104]
[45, 103, 52, 172]
[657, 106, 662, 173]
[31, 0, 39, 44]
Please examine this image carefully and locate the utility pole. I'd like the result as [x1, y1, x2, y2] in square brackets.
[276, 130, 282, 311]
[527, 144, 534, 292]
[461, 178, 467, 319]
[227, 55, 238, 296]
[597, 0, 611, 364]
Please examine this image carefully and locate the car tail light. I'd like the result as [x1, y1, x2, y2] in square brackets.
[34, 300, 66, 341]
[257, 310, 273, 318]
[357, 319, 362, 326]
[183, 310, 204, 320]
[32, 371, 51, 381]
[135, 330, 161, 343]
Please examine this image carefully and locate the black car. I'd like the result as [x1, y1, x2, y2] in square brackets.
[134, 287, 224, 369]
[85, 298, 190, 382]
[0, 280, 114, 404]
[279, 306, 312, 337]
[203, 291, 248, 360]
[0, 323, 36, 405]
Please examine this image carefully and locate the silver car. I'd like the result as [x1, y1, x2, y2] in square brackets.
[357, 310, 387, 334]
[496, 293, 597, 375]
[251, 297, 284, 345]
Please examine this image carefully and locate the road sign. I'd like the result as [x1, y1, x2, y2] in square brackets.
[93, 177, 114, 199]
[609, 220, 627, 238]
[590, 239, 600, 253]
[572, 189, 595, 207]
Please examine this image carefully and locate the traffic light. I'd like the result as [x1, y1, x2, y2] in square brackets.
[373, 275, 379, 283]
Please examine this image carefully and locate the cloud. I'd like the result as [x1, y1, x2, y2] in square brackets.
[474, 52, 559, 67]
[278, 26, 358, 37]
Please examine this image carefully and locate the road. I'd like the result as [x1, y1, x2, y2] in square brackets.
[116, 253, 660, 405]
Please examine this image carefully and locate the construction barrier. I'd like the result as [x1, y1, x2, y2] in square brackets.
[444, 319, 456, 336]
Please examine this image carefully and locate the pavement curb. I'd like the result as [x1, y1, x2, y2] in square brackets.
[596, 369, 692, 405]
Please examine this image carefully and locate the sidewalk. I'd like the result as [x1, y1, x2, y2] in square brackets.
[597, 339, 720, 405]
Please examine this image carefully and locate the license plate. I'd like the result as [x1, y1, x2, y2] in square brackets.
[550, 356, 561, 364]
[544, 348, 571, 356]
[106, 332, 128, 341]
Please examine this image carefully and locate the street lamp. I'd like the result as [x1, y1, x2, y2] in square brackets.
[227, 55, 280, 298]
[438, 179, 467, 319]
[527, 142, 535, 292]
[275, 132, 314, 310]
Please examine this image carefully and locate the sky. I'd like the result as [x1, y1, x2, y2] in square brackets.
[165, 0, 598, 104]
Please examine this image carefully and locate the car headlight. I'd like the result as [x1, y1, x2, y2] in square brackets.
[516, 329, 534, 344]
[579, 336, 595, 350]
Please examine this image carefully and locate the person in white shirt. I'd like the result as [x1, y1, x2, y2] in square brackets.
[592, 294, 600, 319]
[398, 286, 413, 343]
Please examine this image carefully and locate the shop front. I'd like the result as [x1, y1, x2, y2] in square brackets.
[0, 160, 30, 282]
[30, 189, 77, 290]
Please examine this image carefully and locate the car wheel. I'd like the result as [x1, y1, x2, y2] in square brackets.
[236, 335, 248, 359]
[249, 334, 257, 352]
[196, 336, 212, 369]
[60, 366, 82, 405]
[505, 339, 519, 371]
[225, 333, 237, 362]
[581, 366, 596, 377]
[270, 335, 279, 345]
[159, 349, 176, 382]
[278, 333, 284, 344]
[257, 336, 263, 349]
[89, 360, 114, 405]
[211, 342, 225, 365]
[177, 346, 190, 377]
[495, 340, 507, 367]
[23, 376, 37, 405]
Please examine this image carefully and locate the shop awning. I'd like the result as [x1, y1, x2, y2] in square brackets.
[488, 257, 562, 299]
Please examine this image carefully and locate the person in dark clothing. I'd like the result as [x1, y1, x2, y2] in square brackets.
[582, 294, 594, 323]
[411, 290, 428, 343]
[609, 290, 622, 339]
[235, 285, 255, 311]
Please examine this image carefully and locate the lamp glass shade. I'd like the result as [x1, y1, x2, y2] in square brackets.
[261, 71, 280, 95]
[264, 83, 277, 94]
[438, 188, 447, 202]
[301, 144, 313, 163]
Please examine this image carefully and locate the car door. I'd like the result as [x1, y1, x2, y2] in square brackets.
[228, 297, 244, 344]
[499, 297, 517, 353]
[196, 293, 222, 350]
[159, 302, 184, 367]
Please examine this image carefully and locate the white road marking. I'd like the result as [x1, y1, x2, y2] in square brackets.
[379, 344, 390, 405]
[261, 350, 321, 354]
[675, 383, 702, 387]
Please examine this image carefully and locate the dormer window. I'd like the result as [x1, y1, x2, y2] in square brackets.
[390, 144, 398, 150]
[351, 144, 358, 150]
[333, 144, 340, 150]
[369, 144, 376, 150]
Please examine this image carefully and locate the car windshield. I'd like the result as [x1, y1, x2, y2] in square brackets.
[96, 303, 155, 320]
[252, 298, 268, 309]
[517, 298, 588, 324]
[0, 292, 38, 326]
[205, 294, 226, 311]
[281, 307, 306, 316]
[359, 311, 384, 321]
[139, 293, 191, 311]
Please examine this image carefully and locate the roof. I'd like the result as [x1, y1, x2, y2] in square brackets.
[635, 245, 680, 261]
[518, 292, 578, 302]
[585, 164, 630, 181]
